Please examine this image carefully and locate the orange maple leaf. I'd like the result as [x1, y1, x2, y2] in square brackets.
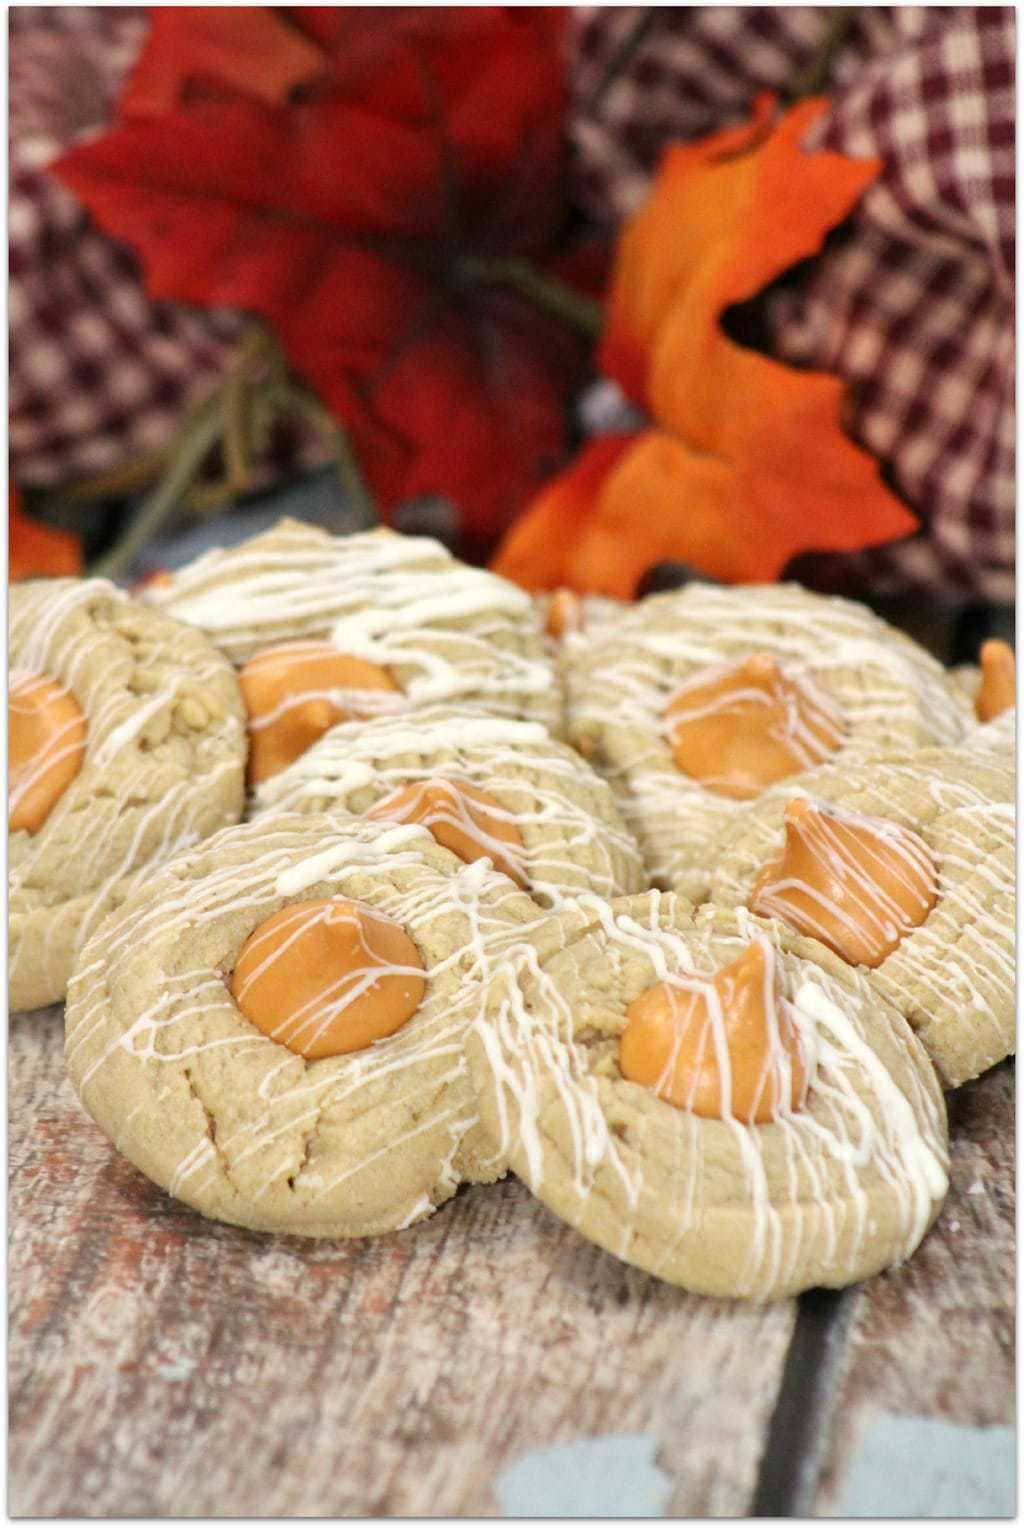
[9, 489, 81, 582]
[494, 95, 918, 597]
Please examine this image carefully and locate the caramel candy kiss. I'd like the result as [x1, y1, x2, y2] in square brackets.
[619, 938, 807, 1124]
[367, 778, 528, 888]
[977, 639, 1015, 722]
[750, 797, 939, 969]
[545, 589, 583, 640]
[240, 642, 399, 785]
[9, 672, 87, 834]
[231, 899, 426, 1059]
[665, 654, 845, 799]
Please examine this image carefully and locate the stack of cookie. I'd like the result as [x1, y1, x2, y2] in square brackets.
[11, 519, 1013, 1300]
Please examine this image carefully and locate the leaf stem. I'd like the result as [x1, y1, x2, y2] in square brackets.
[462, 255, 603, 339]
[284, 384, 379, 531]
[87, 393, 226, 581]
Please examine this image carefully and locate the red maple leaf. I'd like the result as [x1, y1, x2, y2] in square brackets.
[54, 7, 592, 543]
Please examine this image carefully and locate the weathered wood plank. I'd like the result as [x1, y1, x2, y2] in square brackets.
[808, 1061, 1015, 1516]
[9, 1009, 796, 1517]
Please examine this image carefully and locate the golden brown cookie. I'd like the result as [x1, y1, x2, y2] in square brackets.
[10, 578, 246, 1011]
[708, 747, 1014, 1088]
[65, 814, 547, 1237]
[146, 520, 561, 774]
[252, 704, 646, 907]
[465, 896, 948, 1299]
[562, 581, 973, 900]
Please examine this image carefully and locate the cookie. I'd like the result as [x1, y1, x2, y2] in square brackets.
[10, 578, 246, 1012]
[146, 519, 561, 780]
[465, 895, 948, 1300]
[252, 704, 647, 907]
[65, 814, 547, 1238]
[562, 581, 973, 900]
[708, 747, 1014, 1088]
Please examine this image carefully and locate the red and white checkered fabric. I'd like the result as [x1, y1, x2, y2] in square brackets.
[568, 5, 1015, 603]
[9, 7, 245, 487]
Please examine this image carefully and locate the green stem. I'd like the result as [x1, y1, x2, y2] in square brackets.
[88, 393, 226, 581]
[463, 256, 603, 340]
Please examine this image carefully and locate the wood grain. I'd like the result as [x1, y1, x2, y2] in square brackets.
[808, 1060, 1015, 1513]
[9, 1008, 796, 1517]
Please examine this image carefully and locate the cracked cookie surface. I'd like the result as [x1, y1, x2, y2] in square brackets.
[562, 582, 973, 900]
[252, 703, 646, 906]
[146, 517, 561, 734]
[465, 896, 948, 1299]
[10, 578, 246, 1011]
[65, 814, 547, 1238]
[708, 746, 1015, 1089]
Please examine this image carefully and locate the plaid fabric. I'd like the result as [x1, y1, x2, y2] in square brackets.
[568, 5, 1015, 604]
[9, 7, 245, 486]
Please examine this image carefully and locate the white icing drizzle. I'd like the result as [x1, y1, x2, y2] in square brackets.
[9, 579, 245, 1006]
[253, 704, 646, 908]
[145, 521, 556, 725]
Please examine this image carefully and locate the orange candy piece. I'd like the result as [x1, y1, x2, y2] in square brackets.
[665, 653, 845, 799]
[545, 589, 583, 640]
[750, 797, 939, 969]
[619, 939, 807, 1124]
[977, 639, 1015, 723]
[9, 672, 87, 834]
[367, 777, 528, 887]
[240, 642, 399, 785]
[231, 898, 426, 1059]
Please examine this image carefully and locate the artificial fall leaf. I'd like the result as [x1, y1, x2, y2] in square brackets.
[54, 8, 581, 541]
[495, 96, 918, 596]
[9, 489, 81, 581]
[120, 7, 323, 116]
[492, 435, 636, 588]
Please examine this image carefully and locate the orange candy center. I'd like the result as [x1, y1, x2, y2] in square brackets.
[750, 797, 939, 969]
[230, 898, 426, 1059]
[9, 672, 87, 834]
[619, 939, 807, 1124]
[665, 654, 845, 800]
[545, 589, 583, 640]
[240, 642, 399, 785]
[977, 639, 1015, 723]
[367, 777, 528, 887]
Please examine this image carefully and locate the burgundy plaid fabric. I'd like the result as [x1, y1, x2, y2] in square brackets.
[568, 6, 1015, 603]
[9, 7, 245, 486]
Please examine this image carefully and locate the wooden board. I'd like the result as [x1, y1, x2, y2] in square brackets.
[807, 1061, 1016, 1516]
[9, 1008, 797, 1517]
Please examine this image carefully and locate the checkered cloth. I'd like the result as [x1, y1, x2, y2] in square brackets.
[10, 7, 1014, 602]
[9, 7, 245, 486]
[568, 5, 1014, 604]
